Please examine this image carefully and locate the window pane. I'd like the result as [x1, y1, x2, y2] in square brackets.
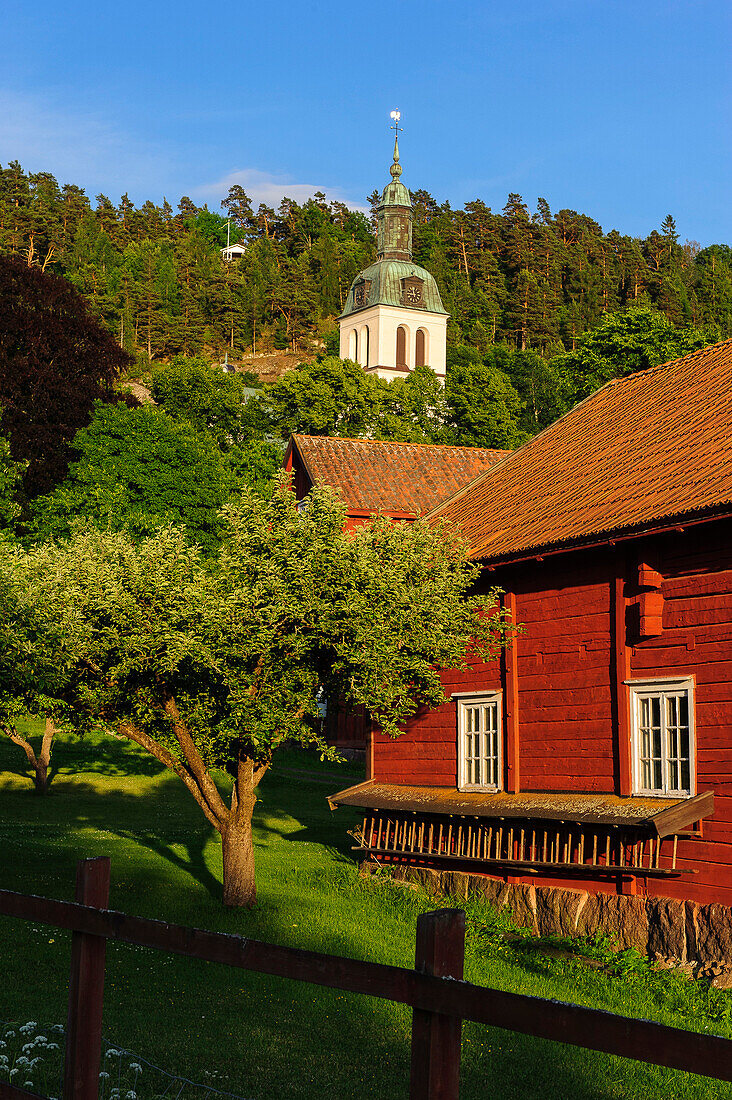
[461, 699, 499, 788]
[635, 685, 692, 795]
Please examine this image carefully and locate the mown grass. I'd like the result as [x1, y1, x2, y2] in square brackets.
[0, 728, 730, 1100]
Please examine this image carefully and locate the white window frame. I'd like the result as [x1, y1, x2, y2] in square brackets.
[454, 691, 503, 792]
[627, 677, 696, 798]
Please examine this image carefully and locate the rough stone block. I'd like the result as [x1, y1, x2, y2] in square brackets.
[577, 892, 649, 952]
[647, 897, 687, 961]
[440, 870, 469, 900]
[535, 886, 586, 938]
[691, 903, 732, 963]
[467, 875, 508, 909]
[403, 866, 442, 895]
[505, 883, 538, 934]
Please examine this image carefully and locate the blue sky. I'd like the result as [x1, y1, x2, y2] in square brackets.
[2, 0, 730, 244]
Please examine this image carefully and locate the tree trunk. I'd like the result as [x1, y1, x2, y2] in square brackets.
[33, 757, 49, 795]
[221, 816, 257, 907]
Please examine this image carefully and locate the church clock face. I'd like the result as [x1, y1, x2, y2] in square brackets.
[353, 284, 365, 307]
[405, 284, 422, 305]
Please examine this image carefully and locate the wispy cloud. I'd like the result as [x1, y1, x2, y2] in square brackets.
[0, 88, 172, 196]
[192, 167, 368, 212]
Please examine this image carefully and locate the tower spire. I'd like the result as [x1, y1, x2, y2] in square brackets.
[389, 109, 403, 179]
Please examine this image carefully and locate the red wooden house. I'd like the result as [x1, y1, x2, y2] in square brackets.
[330, 339, 732, 936]
[285, 434, 508, 754]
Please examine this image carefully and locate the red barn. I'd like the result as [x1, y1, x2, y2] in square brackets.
[284, 434, 508, 755]
[330, 340, 732, 959]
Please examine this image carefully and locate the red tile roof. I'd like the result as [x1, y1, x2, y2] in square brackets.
[429, 339, 732, 561]
[287, 435, 509, 516]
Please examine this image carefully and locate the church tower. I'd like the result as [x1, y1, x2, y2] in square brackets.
[339, 115, 448, 381]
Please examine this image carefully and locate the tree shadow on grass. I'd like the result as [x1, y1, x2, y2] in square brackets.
[0, 730, 166, 789]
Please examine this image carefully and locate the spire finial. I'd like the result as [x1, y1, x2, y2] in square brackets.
[389, 109, 403, 179]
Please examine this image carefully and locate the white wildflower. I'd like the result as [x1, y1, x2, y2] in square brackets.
[126, 1091, 137, 1099]
[99, 1072, 110, 1080]
[129, 1064, 142, 1074]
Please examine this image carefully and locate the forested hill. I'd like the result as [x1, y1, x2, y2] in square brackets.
[1, 159, 731, 363]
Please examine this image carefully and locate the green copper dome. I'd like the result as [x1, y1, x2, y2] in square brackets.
[340, 259, 447, 319]
[340, 134, 447, 320]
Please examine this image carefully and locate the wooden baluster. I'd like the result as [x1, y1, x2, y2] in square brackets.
[592, 833, 598, 866]
[542, 830, 548, 863]
[605, 835, 611, 867]
[428, 823, 434, 854]
[672, 835, 678, 870]
[438, 822, 444, 855]
[376, 816, 383, 850]
[519, 829, 525, 862]
[579, 833, 585, 866]
[486, 826, 492, 860]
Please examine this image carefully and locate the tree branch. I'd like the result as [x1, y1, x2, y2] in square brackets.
[118, 720, 222, 831]
[161, 695, 229, 824]
[39, 717, 55, 769]
[3, 727, 39, 772]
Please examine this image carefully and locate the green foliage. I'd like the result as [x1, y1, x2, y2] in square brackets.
[2, 161, 730, 369]
[28, 402, 236, 551]
[444, 348, 527, 448]
[260, 357, 385, 439]
[0, 433, 24, 529]
[14, 476, 505, 764]
[150, 356, 256, 447]
[551, 306, 720, 400]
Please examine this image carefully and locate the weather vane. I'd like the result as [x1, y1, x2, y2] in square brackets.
[390, 109, 403, 139]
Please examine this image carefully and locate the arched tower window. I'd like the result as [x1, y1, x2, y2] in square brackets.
[396, 326, 407, 369]
[360, 325, 369, 368]
[415, 328, 426, 367]
[349, 329, 358, 362]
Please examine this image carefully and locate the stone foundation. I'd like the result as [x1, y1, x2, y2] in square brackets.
[363, 863, 732, 968]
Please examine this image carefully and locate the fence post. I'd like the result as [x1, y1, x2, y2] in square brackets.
[409, 908, 465, 1100]
[63, 858, 111, 1100]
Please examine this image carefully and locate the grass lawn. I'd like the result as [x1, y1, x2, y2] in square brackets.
[0, 728, 731, 1100]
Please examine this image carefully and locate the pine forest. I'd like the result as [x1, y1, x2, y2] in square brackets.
[2, 159, 731, 364]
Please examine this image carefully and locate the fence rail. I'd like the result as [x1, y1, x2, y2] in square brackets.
[0, 858, 730, 1100]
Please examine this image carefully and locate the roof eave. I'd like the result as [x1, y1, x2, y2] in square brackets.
[475, 505, 732, 569]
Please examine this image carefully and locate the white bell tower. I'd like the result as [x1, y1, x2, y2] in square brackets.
[339, 112, 448, 382]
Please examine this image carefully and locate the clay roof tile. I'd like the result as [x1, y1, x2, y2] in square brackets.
[290, 435, 509, 515]
[428, 338, 732, 560]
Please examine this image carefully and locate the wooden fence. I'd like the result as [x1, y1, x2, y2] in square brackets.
[0, 857, 730, 1100]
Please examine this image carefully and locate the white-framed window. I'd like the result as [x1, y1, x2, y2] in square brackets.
[628, 677, 695, 797]
[455, 692, 502, 791]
